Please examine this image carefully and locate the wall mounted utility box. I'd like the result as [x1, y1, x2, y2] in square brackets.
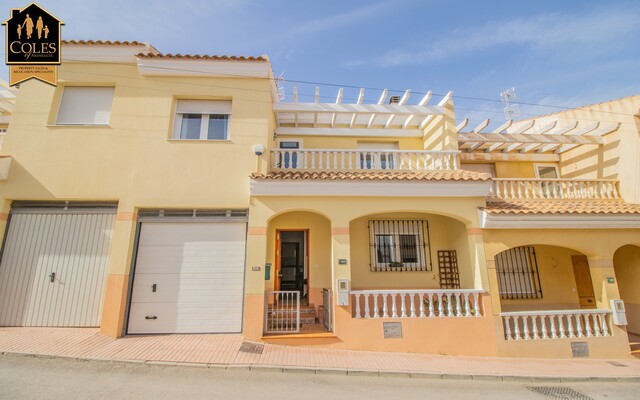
[610, 299, 628, 325]
[337, 279, 350, 306]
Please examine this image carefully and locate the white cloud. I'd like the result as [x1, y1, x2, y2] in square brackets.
[368, 7, 639, 67]
[258, 2, 395, 45]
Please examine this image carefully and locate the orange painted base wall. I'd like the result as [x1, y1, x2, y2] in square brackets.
[100, 274, 129, 338]
[260, 294, 632, 359]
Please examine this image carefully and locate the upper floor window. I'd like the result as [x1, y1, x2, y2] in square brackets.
[173, 100, 231, 140]
[535, 164, 559, 179]
[56, 87, 115, 125]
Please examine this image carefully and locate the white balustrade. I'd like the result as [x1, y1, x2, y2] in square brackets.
[500, 310, 612, 341]
[271, 149, 460, 172]
[350, 289, 485, 319]
[490, 179, 620, 200]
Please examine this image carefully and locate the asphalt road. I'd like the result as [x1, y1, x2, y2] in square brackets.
[0, 354, 638, 400]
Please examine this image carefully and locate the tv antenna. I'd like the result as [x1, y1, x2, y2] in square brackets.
[275, 73, 286, 101]
[500, 87, 520, 120]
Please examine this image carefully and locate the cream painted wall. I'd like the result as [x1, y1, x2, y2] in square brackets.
[550, 96, 640, 204]
[349, 212, 473, 289]
[493, 162, 538, 179]
[613, 245, 640, 334]
[500, 245, 582, 312]
[1, 62, 273, 210]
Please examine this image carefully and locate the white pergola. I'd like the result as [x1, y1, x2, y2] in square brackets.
[274, 87, 449, 137]
[457, 118, 619, 155]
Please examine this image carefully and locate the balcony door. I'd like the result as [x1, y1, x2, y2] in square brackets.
[357, 142, 398, 170]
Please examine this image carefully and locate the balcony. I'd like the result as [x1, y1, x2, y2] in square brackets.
[270, 149, 460, 172]
[501, 309, 612, 340]
[350, 289, 486, 319]
[490, 178, 621, 201]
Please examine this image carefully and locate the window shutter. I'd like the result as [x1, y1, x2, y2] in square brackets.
[176, 100, 231, 114]
[56, 87, 115, 125]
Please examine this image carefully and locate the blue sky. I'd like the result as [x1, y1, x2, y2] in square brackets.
[3, 0, 639, 127]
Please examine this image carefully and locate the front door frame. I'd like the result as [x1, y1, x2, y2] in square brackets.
[571, 255, 597, 309]
[275, 229, 309, 295]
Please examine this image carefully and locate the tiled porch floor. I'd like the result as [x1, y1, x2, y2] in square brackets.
[0, 327, 639, 379]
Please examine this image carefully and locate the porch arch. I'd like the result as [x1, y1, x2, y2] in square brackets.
[492, 244, 592, 313]
[348, 211, 474, 290]
[266, 210, 332, 310]
[613, 244, 640, 338]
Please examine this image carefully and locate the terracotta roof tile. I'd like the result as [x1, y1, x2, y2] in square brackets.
[136, 53, 267, 62]
[483, 200, 640, 215]
[250, 170, 490, 182]
[62, 40, 145, 46]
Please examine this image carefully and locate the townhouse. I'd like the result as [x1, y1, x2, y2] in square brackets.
[0, 41, 638, 359]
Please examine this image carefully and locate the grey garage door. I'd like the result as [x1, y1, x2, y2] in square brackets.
[0, 204, 116, 327]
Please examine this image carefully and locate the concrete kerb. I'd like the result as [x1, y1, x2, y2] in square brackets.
[1, 351, 640, 383]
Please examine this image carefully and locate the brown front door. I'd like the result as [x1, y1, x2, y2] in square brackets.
[275, 231, 282, 291]
[571, 255, 597, 309]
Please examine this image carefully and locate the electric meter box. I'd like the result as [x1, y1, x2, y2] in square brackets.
[337, 279, 350, 306]
[610, 299, 628, 326]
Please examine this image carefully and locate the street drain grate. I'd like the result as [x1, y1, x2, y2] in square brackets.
[605, 361, 628, 367]
[239, 341, 264, 354]
[527, 386, 593, 400]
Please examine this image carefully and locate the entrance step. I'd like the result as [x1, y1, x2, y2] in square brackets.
[267, 304, 317, 324]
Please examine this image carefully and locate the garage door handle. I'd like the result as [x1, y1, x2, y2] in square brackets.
[49, 272, 56, 283]
[145, 316, 158, 320]
[152, 284, 157, 292]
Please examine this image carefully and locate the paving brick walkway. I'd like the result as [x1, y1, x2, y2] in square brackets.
[1, 327, 639, 381]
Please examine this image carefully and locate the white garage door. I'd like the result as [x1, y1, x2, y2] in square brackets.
[127, 221, 247, 334]
[0, 205, 116, 327]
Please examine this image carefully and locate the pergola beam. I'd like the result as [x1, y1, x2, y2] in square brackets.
[502, 121, 557, 152]
[350, 88, 365, 127]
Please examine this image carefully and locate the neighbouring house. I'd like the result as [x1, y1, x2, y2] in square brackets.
[0, 40, 638, 359]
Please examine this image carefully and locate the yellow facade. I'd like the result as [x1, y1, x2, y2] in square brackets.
[0, 42, 638, 359]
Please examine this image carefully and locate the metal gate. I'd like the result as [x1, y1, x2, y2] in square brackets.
[264, 290, 300, 334]
[322, 288, 332, 331]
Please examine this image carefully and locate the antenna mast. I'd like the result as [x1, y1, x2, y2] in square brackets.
[500, 87, 519, 120]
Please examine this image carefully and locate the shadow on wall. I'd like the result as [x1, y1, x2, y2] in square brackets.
[560, 140, 619, 179]
[2, 159, 55, 199]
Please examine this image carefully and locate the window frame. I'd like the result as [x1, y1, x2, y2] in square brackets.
[55, 86, 115, 126]
[172, 100, 231, 141]
[276, 139, 303, 168]
[357, 142, 398, 170]
[534, 163, 559, 179]
[495, 246, 543, 299]
[368, 220, 431, 272]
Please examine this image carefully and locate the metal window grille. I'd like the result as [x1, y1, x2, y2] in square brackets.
[368, 220, 431, 272]
[495, 246, 543, 299]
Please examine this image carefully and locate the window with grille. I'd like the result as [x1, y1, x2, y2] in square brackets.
[368, 220, 431, 271]
[495, 246, 542, 299]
